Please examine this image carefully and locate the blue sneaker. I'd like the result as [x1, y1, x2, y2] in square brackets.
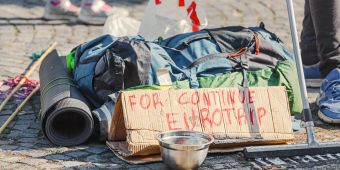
[304, 63, 322, 87]
[304, 63, 322, 79]
[317, 68, 340, 123]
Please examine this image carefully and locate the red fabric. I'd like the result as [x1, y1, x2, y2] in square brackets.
[178, 0, 185, 7]
[187, 1, 200, 32]
[155, 0, 161, 5]
[0, 76, 39, 101]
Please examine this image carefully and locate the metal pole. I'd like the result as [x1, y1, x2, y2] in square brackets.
[286, 0, 318, 146]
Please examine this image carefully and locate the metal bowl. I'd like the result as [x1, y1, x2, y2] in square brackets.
[156, 130, 214, 170]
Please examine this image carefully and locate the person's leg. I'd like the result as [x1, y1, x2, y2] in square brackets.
[78, 0, 128, 25]
[309, 0, 340, 77]
[300, 0, 319, 66]
[43, 0, 80, 20]
[300, 0, 322, 79]
[309, 0, 340, 123]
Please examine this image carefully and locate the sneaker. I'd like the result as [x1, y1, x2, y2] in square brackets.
[43, 0, 80, 20]
[304, 62, 322, 87]
[304, 62, 322, 79]
[78, 0, 129, 25]
[317, 68, 340, 124]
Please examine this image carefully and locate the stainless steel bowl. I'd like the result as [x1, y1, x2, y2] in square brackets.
[156, 130, 214, 170]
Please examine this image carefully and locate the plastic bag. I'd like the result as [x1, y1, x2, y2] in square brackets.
[103, 14, 141, 37]
[138, 0, 207, 40]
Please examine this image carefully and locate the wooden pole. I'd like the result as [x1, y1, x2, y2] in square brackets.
[0, 86, 40, 134]
[0, 42, 57, 114]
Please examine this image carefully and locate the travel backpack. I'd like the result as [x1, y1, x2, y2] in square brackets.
[71, 24, 302, 114]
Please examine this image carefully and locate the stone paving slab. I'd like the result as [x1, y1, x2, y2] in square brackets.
[0, 0, 340, 169]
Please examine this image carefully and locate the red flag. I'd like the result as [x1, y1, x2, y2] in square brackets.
[187, 1, 200, 32]
[179, 0, 185, 7]
[155, 0, 161, 5]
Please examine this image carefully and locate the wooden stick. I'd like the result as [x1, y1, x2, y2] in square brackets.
[0, 86, 40, 134]
[0, 42, 57, 114]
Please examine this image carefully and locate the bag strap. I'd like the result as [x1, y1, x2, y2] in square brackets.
[239, 54, 249, 88]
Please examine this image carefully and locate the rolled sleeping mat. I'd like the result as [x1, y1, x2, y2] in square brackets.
[39, 50, 94, 146]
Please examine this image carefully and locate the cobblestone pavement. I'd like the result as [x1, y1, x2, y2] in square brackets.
[0, 0, 340, 169]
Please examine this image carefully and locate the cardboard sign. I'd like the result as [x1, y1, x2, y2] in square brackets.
[107, 86, 293, 159]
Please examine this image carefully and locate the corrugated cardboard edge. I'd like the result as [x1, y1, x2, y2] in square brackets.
[107, 141, 162, 164]
[105, 144, 247, 165]
[107, 133, 294, 157]
[107, 139, 292, 165]
[108, 94, 126, 141]
[110, 134, 293, 156]
[122, 133, 294, 157]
